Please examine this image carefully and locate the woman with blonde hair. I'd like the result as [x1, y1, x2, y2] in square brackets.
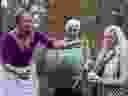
[87, 25, 128, 96]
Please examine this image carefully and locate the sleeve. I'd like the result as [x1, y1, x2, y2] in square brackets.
[38, 32, 55, 48]
[38, 32, 49, 48]
[38, 32, 64, 48]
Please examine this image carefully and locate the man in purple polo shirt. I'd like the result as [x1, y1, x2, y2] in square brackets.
[0, 15, 48, 67]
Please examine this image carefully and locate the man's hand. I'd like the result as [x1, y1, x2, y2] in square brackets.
[52, 40, 64, 48]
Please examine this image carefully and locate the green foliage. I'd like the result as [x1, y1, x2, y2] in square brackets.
[80, 0, 96, 16]
[80, 32, 96, 48]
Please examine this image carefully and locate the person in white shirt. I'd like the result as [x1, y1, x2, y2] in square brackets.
[88, 25, 128, 86]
